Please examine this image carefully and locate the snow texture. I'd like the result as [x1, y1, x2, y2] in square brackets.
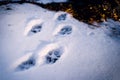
[0, 0, 67, 4]
[33, 0, 67, 4]
[0, 3, 120, 80]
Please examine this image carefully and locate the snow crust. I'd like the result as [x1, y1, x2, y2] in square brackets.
[0, 0, 67, 4]
[0, 3, 120, 80]
[35, 0, 67, 4]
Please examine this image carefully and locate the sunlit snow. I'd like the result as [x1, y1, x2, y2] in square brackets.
[0, 3, 120, 80]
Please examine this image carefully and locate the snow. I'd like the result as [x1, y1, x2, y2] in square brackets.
[0, 3, 120, 80]
[53, 23, 73, 36]
[24, 19, 43, 36]
[35, 0, 67, 4]
[0, 0, 67, 4]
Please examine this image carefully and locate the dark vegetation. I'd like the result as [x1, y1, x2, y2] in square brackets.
[0, 0, 120, 25]
[39, 0, 120, 25]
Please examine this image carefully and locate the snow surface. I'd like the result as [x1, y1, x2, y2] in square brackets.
[0, 0, 67, 4]
[0, 3, 120, 80]
[35, 0, 67, 4]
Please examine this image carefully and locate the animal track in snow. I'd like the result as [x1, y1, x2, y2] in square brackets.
[24, 19, 43, 36]
[11, 52, 35, 71]
[54, 12, 72, 21]
[57, 13, 67, 21]
[13, 43, 65, 71]
[53, 24, 73, 36]
[16, 57, 36, 71]
[31, 25, 42, 33]
[13, 12, 72, 72]
[59, 25, 72, 35]
[45, 48, 63, 64]
[35, 43, 65, 66]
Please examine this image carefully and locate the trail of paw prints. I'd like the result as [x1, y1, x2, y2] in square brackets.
[13, 43, 64, 72]
[13, 12, 73, 72]
[53, 12, 74, 36]
[24, 12, 73, 37]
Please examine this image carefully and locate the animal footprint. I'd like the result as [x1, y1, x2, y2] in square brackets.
[35, 43, 64, 65]
[11, 52, 36, 71]
[13, 43, 64, 72]
[57, 13, 67, 21]
[24, 19, 43, 36]
[59, 25, 72, 35]
[54, 12, 71, 21]
[53, 24, 73, 36]
[16, 57, 36, 71]
[31, 25, 42, 33]
[45, 48, 63, 64]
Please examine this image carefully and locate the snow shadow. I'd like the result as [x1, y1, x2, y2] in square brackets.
[24, 19, 43, 36]
[54, 12, 71, 21]
[30, 24, 42, 33]
[15, 57, 36, 71]
[45, 48, 63, 64]
[53, 24, 73, 36]
[59, 25, 72, 35]
[57, 13, 67, 21]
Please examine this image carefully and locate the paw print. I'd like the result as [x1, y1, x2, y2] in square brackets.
[57, 13, 67, 21]
[59, 25, 72, 35]
[45, 49, 62, 64]
[24, 19, 43, 36]
[31, 25, 42, 33]
[54, 12, 71, 21]
[15, 57, 36, 71]
[53, 24, 73, 36]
